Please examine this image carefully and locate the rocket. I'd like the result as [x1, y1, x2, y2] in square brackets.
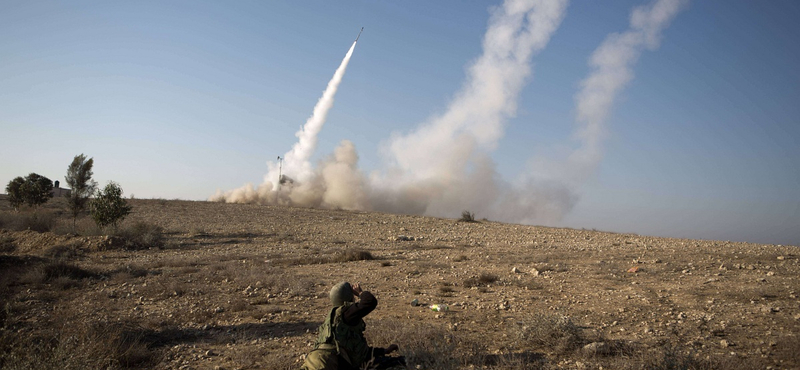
[355, 27, 363, 42]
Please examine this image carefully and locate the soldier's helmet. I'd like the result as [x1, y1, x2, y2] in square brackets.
[329, 281, 354, 307]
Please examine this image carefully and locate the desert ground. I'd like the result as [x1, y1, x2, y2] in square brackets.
[1, 197, 798, 369]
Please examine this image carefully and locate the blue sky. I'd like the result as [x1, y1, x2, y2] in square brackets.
[1, 1, 798, 246]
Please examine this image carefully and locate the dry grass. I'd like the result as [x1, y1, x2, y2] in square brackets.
[463, 272, 499, 288]
[366, 320, 463, 369]
[0, 235, 16, 253]
[512, 313, 585, 354]
[0, 210, 59, 233]
[280, 249, 374, 266]
[43, 241, 84, 259]
[114, 221, 165, 250]
[0, 318, 158, 369]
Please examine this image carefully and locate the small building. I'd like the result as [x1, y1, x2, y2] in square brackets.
[52, 180, 71, 197]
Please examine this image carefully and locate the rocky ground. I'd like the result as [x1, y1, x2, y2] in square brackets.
[1, 198, 798, 369]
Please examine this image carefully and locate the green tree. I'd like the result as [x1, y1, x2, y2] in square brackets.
[20, 173, 53, 208]
[5, 176, 25, 211]
[65, 154, 97, 227]
[90, 182, 132, 230]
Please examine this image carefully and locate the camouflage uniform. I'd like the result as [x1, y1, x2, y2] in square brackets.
[301, 301, 371, 370]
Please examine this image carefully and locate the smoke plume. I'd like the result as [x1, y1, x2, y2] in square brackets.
[213, 0, 687, 226]
[373, 0, 569, 222]
[212, 40, 359, 205]
[569, 0, 688, 179]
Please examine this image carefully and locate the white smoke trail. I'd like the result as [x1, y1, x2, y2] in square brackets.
[568, 0, 688, 180]
[213, 0, 688, 228]
[269, 41, 358, 185]
[387, 0, 568, 181]
[507, 0, 688, 225]
[373, 0, 570, 218]
[211, 40, 359, 205]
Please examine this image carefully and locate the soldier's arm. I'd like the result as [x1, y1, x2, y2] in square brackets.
[342, 290, 377, 325]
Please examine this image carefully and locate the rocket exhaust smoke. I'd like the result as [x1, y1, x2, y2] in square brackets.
[212, 35, 360, 205]
[213, 0, 687, 226]
[271, 40, 358, 185]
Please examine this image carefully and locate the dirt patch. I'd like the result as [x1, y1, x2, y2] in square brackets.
[1, 198, 798, 369]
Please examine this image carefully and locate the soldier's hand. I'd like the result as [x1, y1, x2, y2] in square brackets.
[352, 283, 363, 297]
[386, 344, 399, 354]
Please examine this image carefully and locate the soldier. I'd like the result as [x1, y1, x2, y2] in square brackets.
[301, 282, 405, 370]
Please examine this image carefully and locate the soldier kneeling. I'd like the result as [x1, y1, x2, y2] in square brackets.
[301, 282, 405, 370]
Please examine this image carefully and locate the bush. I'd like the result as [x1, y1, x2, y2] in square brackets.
[512, 313, 584, 354]
[22, 211, 58, 233]
[331, 249, 374, 263]
[115, 222, 165, 250]
[464, 272, 499, 287]
[44, 242, 84, 260]
[90, 182, 132, 230]
[459, 210, 476, 223]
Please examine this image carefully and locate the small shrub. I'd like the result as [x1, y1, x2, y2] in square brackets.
[21, 211, 58, 233]
[513, 313, 584, 354]
[279, 249, 373, 266]
[478, 272, 498, 284]
[90, 182, 132, 230]
[0, 235, 16, 253]
[332, 249, 374, 263]
[115, 222, 165, 250]
[453, 255, 469, 262]
[43, 261, 98, 281]
[459, 210, 476, 223]
[44, 242, 83, 260]
[465, 272, 498, 287]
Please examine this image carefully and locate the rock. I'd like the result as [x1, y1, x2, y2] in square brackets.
[720, 339, 731, 348]
[531, 268, 540, 276]
[512, 267, 521, 273]
[582, 341, 612, 356]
